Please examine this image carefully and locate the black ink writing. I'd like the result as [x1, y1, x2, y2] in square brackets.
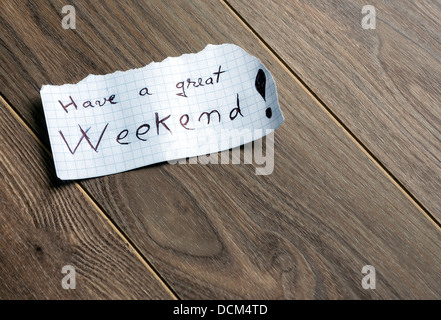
[59, 127, 90, 154]
[198, 110, 221, 125]
[116, 129, 130, 145]
[78, 123, 109, 152]
[155, 112, 172, 135]
[59, 124, 108, 154]
[265, 107, 272, 119]
[255, 69, 266, 101]
[176, 65, 226, 98]
[180, 114, 194, 130]
[136, 124, 151, 141]
[59, 95, 117, 113]
[139, 87, 153, 96]
[96, 95, 117, 106]
[62, 93, 248, 154]
[213, 65, 226, 83]
[229, 94, 244, 120]
[59, 96, 78, 114]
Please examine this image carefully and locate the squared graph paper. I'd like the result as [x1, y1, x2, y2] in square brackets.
[40, 44, 284, 180]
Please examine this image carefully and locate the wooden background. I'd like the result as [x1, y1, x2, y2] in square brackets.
[1, 0, 441, 299]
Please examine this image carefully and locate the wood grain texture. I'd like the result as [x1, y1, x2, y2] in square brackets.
[0, 98, 173, 299]
[1, 0, 441, 299]
[228, 0, 441, 220]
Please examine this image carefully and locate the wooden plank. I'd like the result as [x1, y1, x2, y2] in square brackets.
[227, 0, 441, 220]
[2, 0, 441, 298]
[0, 98, 173, 299]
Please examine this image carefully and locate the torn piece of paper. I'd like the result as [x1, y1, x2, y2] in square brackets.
[40, 44, 284, 180]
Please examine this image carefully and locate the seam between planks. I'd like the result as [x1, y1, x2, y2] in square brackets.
[0, 93, 180, 300]
[221, 0, 441, 233]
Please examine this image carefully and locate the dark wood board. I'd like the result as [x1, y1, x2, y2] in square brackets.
[229, 0, 441, 220]
[1, 0, 441, 299]
[0, 97, 173, 299]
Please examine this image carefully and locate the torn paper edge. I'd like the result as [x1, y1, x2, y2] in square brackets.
[41, 44, 268, 91]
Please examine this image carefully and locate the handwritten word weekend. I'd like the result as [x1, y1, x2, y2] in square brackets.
[58, 94, 244, 155]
